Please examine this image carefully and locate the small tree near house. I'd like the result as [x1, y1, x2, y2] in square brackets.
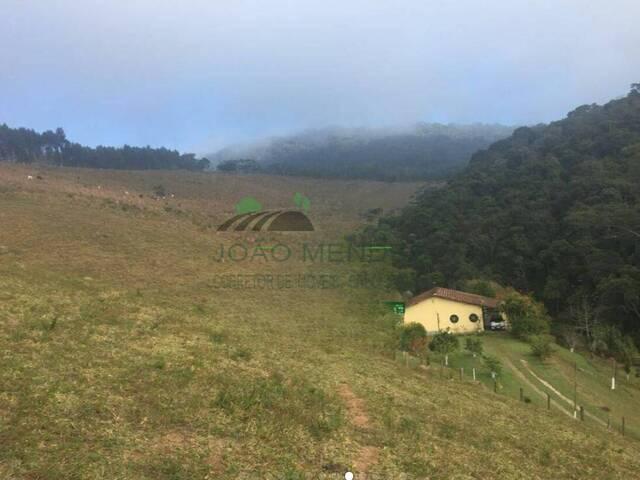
[465, 337, 483, 358]
[483, 355, 503, 378]
[429, 330, 459, 366]
[501, 290, 550, 338]
[530, 335, 554, 361]
[398, 322, 428, 356]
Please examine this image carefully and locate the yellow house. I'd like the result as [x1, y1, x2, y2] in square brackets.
[404, 287, 499, 334]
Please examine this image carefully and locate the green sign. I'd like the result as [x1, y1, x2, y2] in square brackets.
[384, 301, 405, 315]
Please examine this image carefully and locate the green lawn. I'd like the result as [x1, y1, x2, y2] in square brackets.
[439, 332, 640, 439]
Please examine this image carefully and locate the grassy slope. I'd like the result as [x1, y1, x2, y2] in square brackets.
[448, 333, 640, 439]
[1, 164, 639, 479]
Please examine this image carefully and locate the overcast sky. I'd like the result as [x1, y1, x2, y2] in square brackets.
[1, 1, 639, 154]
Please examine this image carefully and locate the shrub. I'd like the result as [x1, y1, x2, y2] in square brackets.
[465, 337, 483, 357]
[483, 355, 502, 376]
[530, 335, 554, 360]
[589, 325, 638, 369]
[615, 335, 638, 377]
[398, 322, 428, 356]
[591, 324, 623, 356]
[502, 290, 550, 338]
[428, 330, 459, 355]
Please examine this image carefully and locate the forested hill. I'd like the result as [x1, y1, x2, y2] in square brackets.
[211, 123, 513, 181]
[0, 124, 210, 171]
[363, 85, 640, 340]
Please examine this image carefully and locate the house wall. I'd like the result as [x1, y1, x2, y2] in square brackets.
[403, 297, 484, 334]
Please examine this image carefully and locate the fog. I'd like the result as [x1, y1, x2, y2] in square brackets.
[1, 0, 639, 153]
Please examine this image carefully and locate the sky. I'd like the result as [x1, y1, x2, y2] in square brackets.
[1, 1, 640, 155]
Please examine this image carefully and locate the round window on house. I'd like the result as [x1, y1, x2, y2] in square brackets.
[469, 313, 479, 323]
[450, 314, 459, 323]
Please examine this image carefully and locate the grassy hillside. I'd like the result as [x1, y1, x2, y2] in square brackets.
[1, 164, 639, 479]
[441, 333, 640, 439]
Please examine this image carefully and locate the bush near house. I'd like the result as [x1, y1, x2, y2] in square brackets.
[483, 355, 503, 377]
[530, 334, 555, 361]
[429, 330, 460, 356]
[465, 337, 483, 357]
[398, 322, 428, 356]
[501, 290, 550, 338]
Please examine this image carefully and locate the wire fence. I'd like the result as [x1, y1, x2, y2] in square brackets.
[396, 350, 635, 440]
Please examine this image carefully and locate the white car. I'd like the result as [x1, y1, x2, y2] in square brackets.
[490, 320, 506, 331]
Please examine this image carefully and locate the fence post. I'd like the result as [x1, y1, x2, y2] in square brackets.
[472, 367, 476, 381]
[622, 417, 626, 436]
[460, 368, 464, 380]
[494, 378, 497, 393]
[547, 393, 551, 410]
[519, 387, 524, 402]
[580, 406, 584, 421]
[611, 359, 617, 390]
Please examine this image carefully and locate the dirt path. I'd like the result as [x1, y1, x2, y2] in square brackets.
[338, 383, 379, 475]
[501, 356, 575, 418]
[520, 359, 607, 427]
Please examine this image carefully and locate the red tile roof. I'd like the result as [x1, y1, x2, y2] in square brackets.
[407, 287, 499, 308]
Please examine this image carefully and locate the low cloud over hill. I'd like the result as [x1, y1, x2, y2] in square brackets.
[209, 123, 513, 181]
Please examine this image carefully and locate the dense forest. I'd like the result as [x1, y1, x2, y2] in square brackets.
[359, 85, 640, 346]
[212, 124, 512, 181]
[0, 124, 210, 171]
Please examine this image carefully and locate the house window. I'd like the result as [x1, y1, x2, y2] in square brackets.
[469, 313, 479, 323]
[450, 314, 459, 323]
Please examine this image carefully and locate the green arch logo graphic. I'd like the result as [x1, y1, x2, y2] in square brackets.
[219, 194, 314, 232]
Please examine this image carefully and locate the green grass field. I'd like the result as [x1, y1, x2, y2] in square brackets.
[1, 164, 639, 479]
[433, 332, 640, 439]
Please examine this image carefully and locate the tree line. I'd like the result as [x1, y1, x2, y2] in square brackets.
[0, 124, 210, 171]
